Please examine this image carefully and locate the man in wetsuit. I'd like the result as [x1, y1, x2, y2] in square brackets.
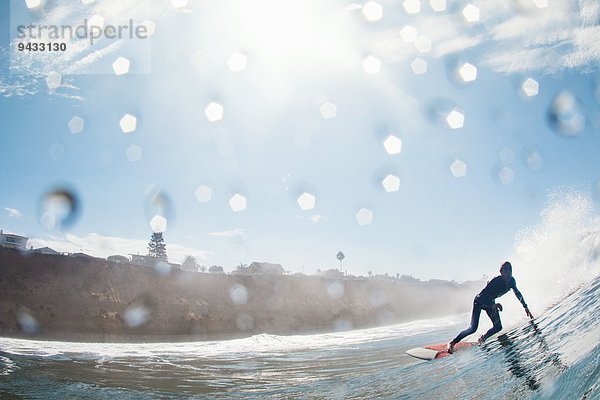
[447, 261, 534, 354]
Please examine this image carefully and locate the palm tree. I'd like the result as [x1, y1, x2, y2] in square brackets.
[182, 255, 197, 272]
[336, 251, 345, 269]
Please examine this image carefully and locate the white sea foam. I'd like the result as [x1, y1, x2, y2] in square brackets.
[503, 189, 600, 328]
[0, 314, 462, 359]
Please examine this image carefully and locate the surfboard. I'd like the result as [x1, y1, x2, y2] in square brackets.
[406, 341, 476, 360]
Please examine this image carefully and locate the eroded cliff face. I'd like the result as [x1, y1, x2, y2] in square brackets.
[0, 248, 479, 342]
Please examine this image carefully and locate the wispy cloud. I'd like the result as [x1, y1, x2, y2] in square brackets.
[376, 0, 600, 74]
[296, 214, 327, 224]
[3, 0, 597, 99]
[208, 229, 246, 239]
[5, 207, 23, 218]
[27, 232, 213, 264]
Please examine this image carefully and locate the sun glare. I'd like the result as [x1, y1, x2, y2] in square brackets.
[232, 0, 359, 76]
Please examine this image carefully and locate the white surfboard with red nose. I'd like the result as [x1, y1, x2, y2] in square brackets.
[406, 342, 476, 360]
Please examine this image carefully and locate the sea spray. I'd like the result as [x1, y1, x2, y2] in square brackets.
[509, 189, 600, 322]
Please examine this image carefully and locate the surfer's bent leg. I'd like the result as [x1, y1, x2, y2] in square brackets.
[451, 299, 482, 344]
[481, 305, 502, 341]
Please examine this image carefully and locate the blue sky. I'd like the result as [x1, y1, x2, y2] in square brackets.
[1, 0, 599, 281]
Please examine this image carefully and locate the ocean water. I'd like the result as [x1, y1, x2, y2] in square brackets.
[0, 274, 598, 400]
[1, 193, 599, 399]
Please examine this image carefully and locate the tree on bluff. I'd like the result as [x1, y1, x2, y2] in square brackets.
[147, 232, 167, 260]
[182, 255, 197, 272]
[336, 251, 345, 268]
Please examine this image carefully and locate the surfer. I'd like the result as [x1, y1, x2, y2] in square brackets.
[447, 261, 533, 354]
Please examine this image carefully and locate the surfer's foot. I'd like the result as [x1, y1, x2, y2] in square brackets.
[447, 342, 455, 354]
[477, 335, 486, 345]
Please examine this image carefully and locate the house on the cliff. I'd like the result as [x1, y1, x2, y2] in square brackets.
[131, 254, 166, 266]
[318, 268, 345, 278]
[0, 230, 28, 251]
[233, 262, 285, 275]
[31, 246, 60, 255]
[130, 253, 181, 272]
[107, 255, 129, 264]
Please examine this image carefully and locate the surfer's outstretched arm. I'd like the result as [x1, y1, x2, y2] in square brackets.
[511, 280, 534, 319]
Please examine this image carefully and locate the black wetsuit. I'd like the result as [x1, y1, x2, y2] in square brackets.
[452, 276, 528, 344]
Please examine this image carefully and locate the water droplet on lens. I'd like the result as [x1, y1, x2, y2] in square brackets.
[457, 62, 477, 83]
[145, 187, 173, 232]
[429, 0, 446, 12]
[17, 310, 39, 334]
[400, 25, 418, 43]
[524, 149, 543, 170]
[229, 193, 247, 212]
[403, 0, 420, 14]
[123, 298, 153, 328]
[68, 116, 84, 134]
[446, 109, 465, 129]
[154, 260, 171, 276]
[205, 102, 224, 122]
[355, 208, 374, 225]
[548, 91, 586, 137]
[521, 78, 539, 97]
[498, 166, 515, 184]
[382, 174, 400, 192]
[112, 57, 130, 75]
[462, 4, 480, 22]
[120, 114, 137, 134]
[194, 185, 213, 203]
[46, 71, 62, 90]
[39, 188, 79, 231]
[383, 135, 402, 155]
[126, 145, 143, 162]
[450, 160, 467, 178]
[426, 98, 463, 129]
[49, 143, 65, 160]
[333, 319, 353, 332]
[229, 284, 248, 305]
[236, 313, 254, 331]
[26, 0, 42, 9]
[297, 192, 316, 210]
[362, 1, 383, 21]
[327, 282, 345, 299]
[149, 215, 167, 233]
[319, 102, 337, 119]
[227, 52, 247, 72]
[410, 57, 428, 75]
[362, 55, 381, 74]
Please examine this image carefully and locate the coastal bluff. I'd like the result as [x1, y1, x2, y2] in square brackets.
[0, 248, 481, 342]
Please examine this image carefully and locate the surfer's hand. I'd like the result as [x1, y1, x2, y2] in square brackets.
[496, 303, 503, 312]
[525, 308, 533, 319]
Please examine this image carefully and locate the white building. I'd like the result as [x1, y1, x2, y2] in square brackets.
[31, 246, 60, 255]
[0, 230, 28, 250]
